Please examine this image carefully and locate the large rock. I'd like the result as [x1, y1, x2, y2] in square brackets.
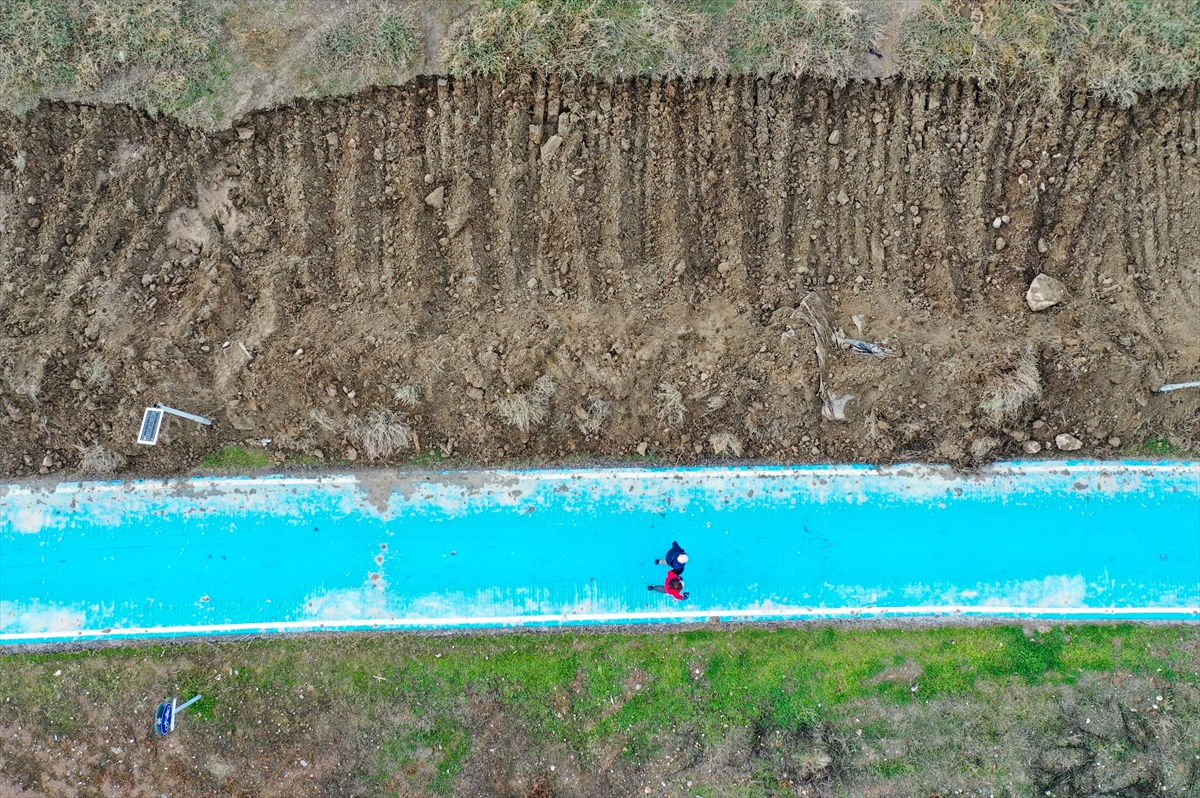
[1055, 433, 1083, 451]
[1026, 273, 1067, 312]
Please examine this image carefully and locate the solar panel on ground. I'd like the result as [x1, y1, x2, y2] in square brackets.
[138, 407, 164, 445]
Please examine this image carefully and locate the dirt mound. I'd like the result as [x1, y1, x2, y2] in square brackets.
[1, 76, 1198, 479]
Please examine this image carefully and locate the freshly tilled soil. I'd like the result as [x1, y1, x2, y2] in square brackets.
[1, 76, 1198, 478]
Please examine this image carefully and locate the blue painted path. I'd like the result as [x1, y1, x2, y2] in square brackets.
[1, 462, 1197, 645]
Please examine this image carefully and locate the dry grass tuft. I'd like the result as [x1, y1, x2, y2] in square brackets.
[496, 375, 557, 432]
[308, 408, 338, 433]
[709, 431, 743, 457]
[83, 357, 110, 389]
[77, 444, 126, 475]
[4, 356, 45, 403]
[577, 397, 609, 435]
[348, 408, 414, 460]
[393, 384, 422, 408]
[980, 344, 1041, 423]
[655, 382, 685, 427]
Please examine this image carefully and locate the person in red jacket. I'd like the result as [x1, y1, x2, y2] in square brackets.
[647, 570, 689, 600]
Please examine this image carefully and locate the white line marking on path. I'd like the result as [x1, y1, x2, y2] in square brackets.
[4, 605, 1197, 643]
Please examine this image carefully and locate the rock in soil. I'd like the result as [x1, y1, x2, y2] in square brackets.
[1055, 433, 1083, 451]
[1026, 273, 1068, 312]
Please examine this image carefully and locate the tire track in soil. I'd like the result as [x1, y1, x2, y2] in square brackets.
[1, 77, 1198, 478]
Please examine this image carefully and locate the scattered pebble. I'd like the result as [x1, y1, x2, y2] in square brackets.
[424, 185, 445, 210]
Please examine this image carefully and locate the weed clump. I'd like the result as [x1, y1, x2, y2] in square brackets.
[655, 383, 684, 427]
[3, 356, 45, 403]
[200, 445, 271, 470]
[496, 376, 556, 433]
[709, 432, 743, 457]
[315, 3, 420, 73]
[308, 408, 338, 433]
[577, 398, 609, 435]
[980, 344, 1040, 424]
[348, 408, 414, 460]
[82, 357, 110, 390]
[77, 444, 126, 475]
[393, 384, 421, 409]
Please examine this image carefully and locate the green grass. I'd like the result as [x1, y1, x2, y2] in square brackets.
[379, 718, 471, 795]
[3, 625, 1198, 794]
[199, 444, 271, 470]
[407, 449, 446, 467]
[315, 3, 420, 72]
[1140, 435, 1183, 456]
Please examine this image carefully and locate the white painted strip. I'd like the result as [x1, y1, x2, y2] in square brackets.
[5, 461, 1194, 499]
[4, 605, 1197, 643]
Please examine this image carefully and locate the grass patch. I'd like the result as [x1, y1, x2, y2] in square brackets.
[898, 0, 1200, 105]
[316, 3, 420, 72]
[1140, 435, 1183, 456]
[379, 719, 471, 795]
[199, 444, 271, 470]
[301, 1, 422, 96]
[442, 0, 882, 81]
[0, 0, 225, 119]
[3, 0, 1197, 126]
[407, 448, 445, 467]
[2, 625, 1197, 794]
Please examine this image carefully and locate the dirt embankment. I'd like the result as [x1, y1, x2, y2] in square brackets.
[1, 77, 1198, 478]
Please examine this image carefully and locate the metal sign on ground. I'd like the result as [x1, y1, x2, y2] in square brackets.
[154, 694, 203, 735]
[137, 405, 213, 445]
